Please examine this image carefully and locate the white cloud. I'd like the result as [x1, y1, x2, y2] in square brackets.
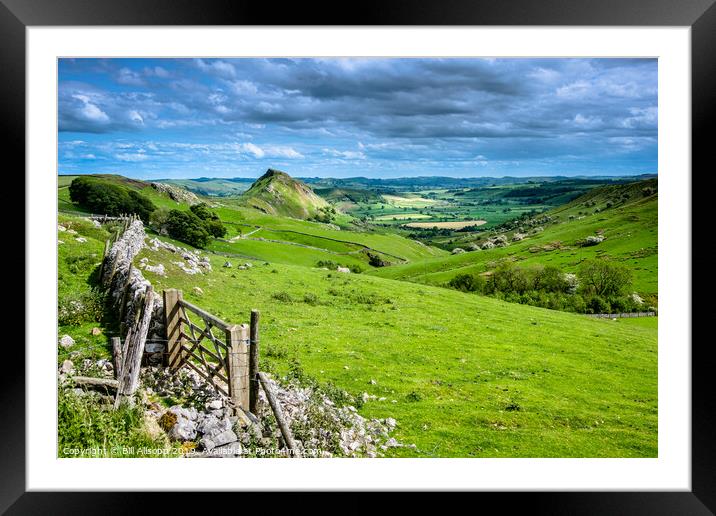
[235, 142, 303, 159]
[229, 80, 258, 95]
[573, 113, 603, 128]
[72, 94, 110, 123]
[620, 106, 657, 128]
[115, 152, 149, 162]
[195, 59, 237, 79]
[236, 142, 265, 158]
[116, 67, 145, 86]
[556, 80, 591, 99]
[128, 110, 144, 125]
[267, 146, 303, 159]
[322, 148, 366, 160]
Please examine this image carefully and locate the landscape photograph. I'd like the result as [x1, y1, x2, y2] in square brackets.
[57, 57, 658, 459]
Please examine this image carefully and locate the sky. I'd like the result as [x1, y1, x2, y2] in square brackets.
[57, 58, 657, 179]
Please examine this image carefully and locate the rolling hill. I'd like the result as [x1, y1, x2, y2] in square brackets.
[56, 171, 658, 457]
[370, 178, 658, 296]
[239, 169, 331, 220]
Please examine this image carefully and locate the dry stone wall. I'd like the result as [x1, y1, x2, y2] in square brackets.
[101, 219, 166, 364]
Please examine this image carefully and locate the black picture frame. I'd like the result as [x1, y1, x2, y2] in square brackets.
[5, 0, 712, 511]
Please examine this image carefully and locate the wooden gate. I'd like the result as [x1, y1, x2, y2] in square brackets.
[163, 289, 250, 411]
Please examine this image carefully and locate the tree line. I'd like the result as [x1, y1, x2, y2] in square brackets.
[447, 258, 649, 314]
[69, 176, 226, 248]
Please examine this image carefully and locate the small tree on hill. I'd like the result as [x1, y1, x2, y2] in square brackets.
[577, 259, 632, 297]
[166, 209, 211, 248]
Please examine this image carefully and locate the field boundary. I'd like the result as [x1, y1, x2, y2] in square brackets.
[586, 311, 657, 318]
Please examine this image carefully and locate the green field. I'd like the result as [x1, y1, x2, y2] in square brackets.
[57, 173, 658, 458]
[370, 180, 658, 296]
[136, 244, 657, 457]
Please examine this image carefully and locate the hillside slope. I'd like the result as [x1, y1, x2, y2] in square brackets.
[136, 234, 657, 458]
[370, 179, 658, 295]
[58, 174, 205, 213]
[240, 169, 330, 220]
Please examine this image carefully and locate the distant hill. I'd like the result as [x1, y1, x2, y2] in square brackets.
[153, 177, 254, 197]
[314, 187, 383, 204]
[239, 169, 331, 220]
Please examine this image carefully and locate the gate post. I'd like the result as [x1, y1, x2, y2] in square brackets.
[226, 323, 249, 412]
[164, 289, 183, 369]
[249, 310, 260, 414]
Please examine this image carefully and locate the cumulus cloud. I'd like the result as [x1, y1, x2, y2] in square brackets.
[57, 57, 658, 177]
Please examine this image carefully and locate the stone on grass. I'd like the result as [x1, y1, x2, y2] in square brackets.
[59, 335, 75, 349]
[145, 263, 166, 276]
[200, 429, 238, 451]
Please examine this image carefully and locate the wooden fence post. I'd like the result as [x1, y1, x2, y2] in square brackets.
[99, 238, 111, 278]
[258, 372, 301, 458]
[111, 336, 123, 380]
[115, 286, 155, 408]
[164, 289, 183, 369]
[226, 323, 249, 412]
[249, 309, 260, 414]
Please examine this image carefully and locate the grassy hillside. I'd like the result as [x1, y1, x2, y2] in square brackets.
[56, 169, 658, 457]
[370, 179, 658, 296]
[59, 174, 447, 272]
[239, 169, 330, 220]
[58, 173, 201, 214]
[138, 239, 657, 457]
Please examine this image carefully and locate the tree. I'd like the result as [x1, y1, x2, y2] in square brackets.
[577, 259, 632, 297]
[448, 273, 485, 293]
[188, 202, 226, 238]
[165, 209, 211, 248]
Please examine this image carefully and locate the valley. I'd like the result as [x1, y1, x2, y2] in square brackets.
[57, 170, 658, 458]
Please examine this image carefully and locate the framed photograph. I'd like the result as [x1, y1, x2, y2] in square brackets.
[8, 0, 712, 510]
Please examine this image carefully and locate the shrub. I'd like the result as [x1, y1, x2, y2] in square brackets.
[316, 260, 339, 270]
[303, 293, 320, 305]
[406, 391, 423, 402]
[585, 295, 611, 314]
[149, 207, 171, 234]
[271, 291, 294, 303]
[367, 252, 388, 267]
[447, 273, 485, 293]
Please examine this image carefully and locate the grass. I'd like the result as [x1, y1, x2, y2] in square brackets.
[57, 213, 174, 457]
[139, 243, 658, 458]
[57, 174, 658, 458]
[58, 388, 178, 458]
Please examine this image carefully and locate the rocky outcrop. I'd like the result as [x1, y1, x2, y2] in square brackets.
[150, 182, 200, 205]
[140, 366, 409, 458]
